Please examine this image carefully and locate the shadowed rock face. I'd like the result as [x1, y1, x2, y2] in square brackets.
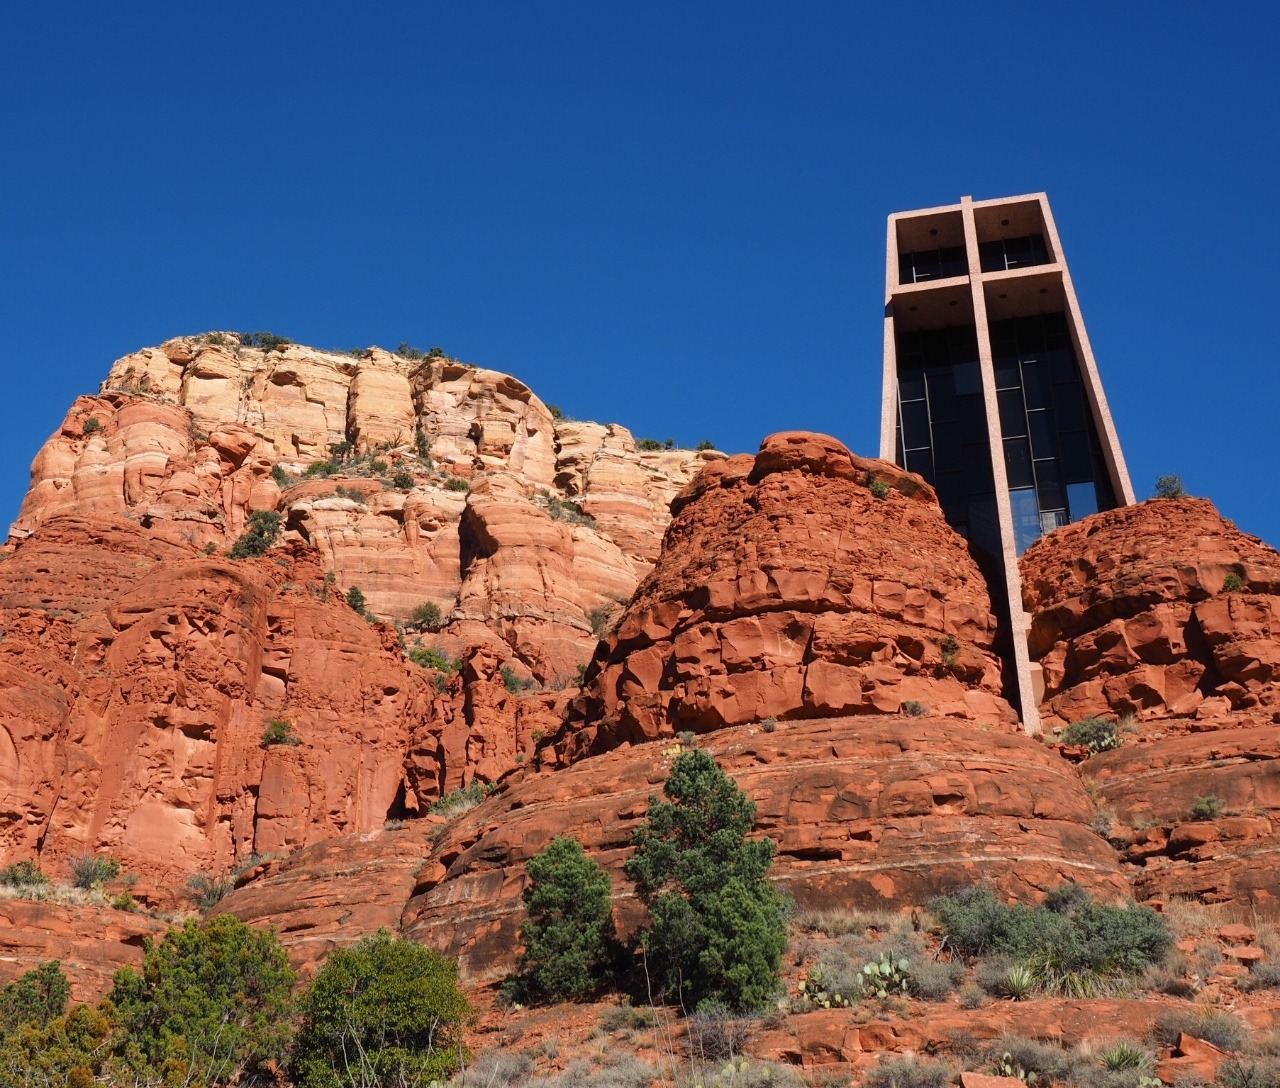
[1021, 497, 1280, 907]
[559, 431, 1015, 759]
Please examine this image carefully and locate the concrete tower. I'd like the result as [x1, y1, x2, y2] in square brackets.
[881, 193, 1134, 729]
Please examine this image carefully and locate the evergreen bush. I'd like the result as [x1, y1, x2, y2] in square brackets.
[516, 836, 621, 1002]
[292, 931, 471, 1088]
[624, 749, 786, 1011]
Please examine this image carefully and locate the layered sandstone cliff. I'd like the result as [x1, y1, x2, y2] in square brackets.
[9, 335, 714, 682]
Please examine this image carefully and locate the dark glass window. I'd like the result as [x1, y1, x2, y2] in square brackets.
[979, 234, 1050, 273]
[900, 245, 968, 284]
[1028, 410, 1057, 459]
[901, 400, 932, 449]
[1004, 438, 1034, 488]
[998, 389, 1027, 436]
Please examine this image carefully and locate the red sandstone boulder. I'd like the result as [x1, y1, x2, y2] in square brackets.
[0, 899, 165, 1003]
[1021, 497, 1280, 730]
[560, 432, 1014, 758]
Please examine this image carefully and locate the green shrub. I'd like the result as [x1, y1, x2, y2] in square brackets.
[901, 700, 928, 717]
[501, 665, 535, 694]
[368, 458, 389, 475]
[392, 471, 415, 491]
[83, 417, 103, 435]
[68, 854, 120, 890]
[1062, 717, 1121, 752]
[345, 585, 367, 614]
[991, 1036, 1084, 1084]
[696, 440, 715, 451]
[430, 781, 492, 818]
[241, 331, 292, 351]
[304, 460, 338, 477]
[397, 342, 425, 360]
[1153, 475, 1188, 499]
[624, 748, 787, 1011]
[1191, 795, 1224, 820]
[1223, 572, 1244, 593]
[186, 873, 234, 910]
[940, 634, 960, 667]
[1150, 1008, 1246, 1052]
[270, 464, 290, 487]
[444, 476, 470, 492]
[414, 427, 432, 466]
[0, 961, 70, 1035]
[588, 606, 614, 639]
[261, 718, 300, 747]
[869, 478, 891, 500]
[229, 510, 283, 559]
[930, 885, 1169, 985]
[410, 601, 443, 630]
[0, 1002, 115, 1086]
[516, 836, 621, 1002]
[408, 645, 460, 674]
[636, 438, 663, 452]
[426, 346, 447, 359]
[292, 931, 470, 1088]
[110, 914, 295, 1086]
[1098, 1042, 1156, 1073]
[547, 496, 595, 526]
[0, 860, 49, 887]
[865, 1056, 953, 1088]
[1240, 961, 1280, 992]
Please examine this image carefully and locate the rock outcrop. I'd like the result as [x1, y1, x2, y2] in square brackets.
[1021, 498, 1280, 907]
[0, 517, 440, 893]
[1021, 497, 1280, 731]
[398, 714, 1127, 979]
[560, 432, 1015, 758]
[9, 336, 714, 683]
[219, 434, 1128, 978]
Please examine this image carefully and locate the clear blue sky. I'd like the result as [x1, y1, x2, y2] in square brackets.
[3, 3, 1277, 545]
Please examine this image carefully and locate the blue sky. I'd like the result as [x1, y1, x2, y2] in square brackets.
[2, 3, 1277, 545]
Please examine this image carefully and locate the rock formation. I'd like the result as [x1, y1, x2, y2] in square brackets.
[1021, 497, 1280, 907]
[220, 433, 1127, 979]
[0, 518, 439, 893]
[9, 335, 713, 683]
[560, 431, 1015, 758]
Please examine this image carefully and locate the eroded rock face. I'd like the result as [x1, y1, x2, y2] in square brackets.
[1021, 497, 1280, 730]
[9, 336, 713, 683]
[1021, 498, 1280, 907]
[0, 518, 440, 893]
[560, 432, 1014, 758]
[393, 716, 1127, 979]
[0, 900, 164, 1003]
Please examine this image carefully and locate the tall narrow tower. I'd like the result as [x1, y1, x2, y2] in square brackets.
[881, 193, 1134, 729]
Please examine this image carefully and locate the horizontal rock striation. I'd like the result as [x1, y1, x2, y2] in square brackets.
[9, 335, 714, 683]
[395, 716, 1128, 979]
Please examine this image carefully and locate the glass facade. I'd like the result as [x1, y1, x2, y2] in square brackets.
[978, 233, 1050, 273]
[894, 323, 1002, 560]
[895, 312, 1115, 559]
[990, 312, 1115, 551]
[899, 245, 968, 284]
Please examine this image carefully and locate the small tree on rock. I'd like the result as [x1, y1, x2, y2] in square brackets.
[292, 931, 471, 1088]
[109, 914, 295, 1087]
[624, 748, 786, 1011]
[517, 836, 621, 1002]
[229, 510, 283, 559]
